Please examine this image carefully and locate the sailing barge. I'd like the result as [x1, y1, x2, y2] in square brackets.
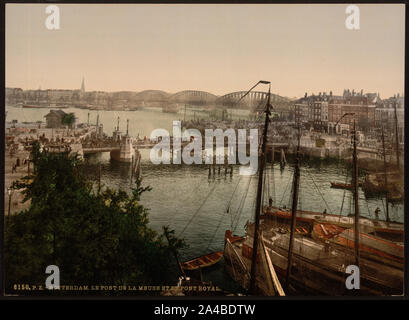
[312, 222, 403, 267]
[262, 206, 403, 242]
[225, 221, 403, 295]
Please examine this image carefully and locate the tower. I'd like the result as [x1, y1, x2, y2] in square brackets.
[81, 77, 85, 93]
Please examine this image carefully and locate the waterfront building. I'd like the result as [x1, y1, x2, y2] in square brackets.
[44, 109, 76, 128]
[294, 93, 310, 126]
[375, 94, 404, 142]
[294, 92, 330, 132]
[328, 89, 377, 134]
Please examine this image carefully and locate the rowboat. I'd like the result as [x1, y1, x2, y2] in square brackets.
[330, 181, 362, 189]
[181, 251, 224, 271]
[330, 182, 353, 190]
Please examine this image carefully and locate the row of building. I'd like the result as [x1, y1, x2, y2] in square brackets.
[5, 78, 145, 109]
[294, 90, 404, 142]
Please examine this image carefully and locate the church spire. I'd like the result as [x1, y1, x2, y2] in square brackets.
[81, 77, 85, 93]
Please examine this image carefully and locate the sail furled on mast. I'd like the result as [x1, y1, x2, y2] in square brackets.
[259, 233, 285, 296]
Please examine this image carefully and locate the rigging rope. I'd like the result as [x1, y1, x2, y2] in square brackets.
[298, 172, 302, 211]
[205, 173, 244, 252]
[271, 163, 276, 204]
[338, 167, 350, 222]
[225, 176, 242, 228]
[279, 170, 292, 207]
[364, 193, 372, 218]
[178, 182, 218, 237]
[166, 173, 213, 228]
[206, 207, 230, 252]
[234, 191, 257, 233]
[381, 197, 386, 219]
[231, 176, 252, 230]
[304, 169, 333, 214]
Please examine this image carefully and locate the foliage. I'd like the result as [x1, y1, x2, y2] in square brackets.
[62, 113, 76, 126]
[5, 145, 186, 295]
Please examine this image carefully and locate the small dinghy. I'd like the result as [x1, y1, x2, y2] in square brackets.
[181, 251, 224, 271]
[330, 181, 362, 190]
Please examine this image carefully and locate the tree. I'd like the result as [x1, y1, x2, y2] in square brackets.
[62, 113, 75, 128]
[5, 144, 186, 295]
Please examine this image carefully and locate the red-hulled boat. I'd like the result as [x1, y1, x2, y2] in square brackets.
[262, 206, 403, 242]
[312, 222, 404, 266]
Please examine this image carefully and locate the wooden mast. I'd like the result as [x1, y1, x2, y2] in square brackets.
[352, 120, 360, 268]
[285, 124, 301, 290]
[393, 99, 400, 171]
[381, 125, 390, 222]
[249, 85, 271, 294]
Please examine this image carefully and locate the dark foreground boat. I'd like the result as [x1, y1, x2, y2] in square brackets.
[225, 221, 403, 296]
[181, 251, 223, 271]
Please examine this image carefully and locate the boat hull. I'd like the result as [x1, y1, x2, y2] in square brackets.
[262, 206, 403, 242]
[224, 224, 404, 296]
[181, 251, 223, 271]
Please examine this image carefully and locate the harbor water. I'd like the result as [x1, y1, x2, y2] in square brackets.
[6, 106, 404, 291]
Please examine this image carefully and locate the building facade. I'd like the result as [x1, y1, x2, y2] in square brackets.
[327, 90, 377, 134]
[375, 95, 404, 142]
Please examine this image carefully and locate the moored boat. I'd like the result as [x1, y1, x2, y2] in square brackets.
[330, 182, 352, 189]
[262, 206, 403, 242]
[226, 221, 404, 295]
[181, 251, 224, 271]
[312, 222, 404, 266]
[23, 104, 46, 109]
[330, 181, 363, 189]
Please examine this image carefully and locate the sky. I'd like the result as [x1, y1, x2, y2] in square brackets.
[6, 4, 405, 99]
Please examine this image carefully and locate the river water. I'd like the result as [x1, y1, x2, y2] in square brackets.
[6, 105, 404, 291]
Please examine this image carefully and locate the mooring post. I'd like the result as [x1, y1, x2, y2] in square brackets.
[131, 155, 134, 182]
